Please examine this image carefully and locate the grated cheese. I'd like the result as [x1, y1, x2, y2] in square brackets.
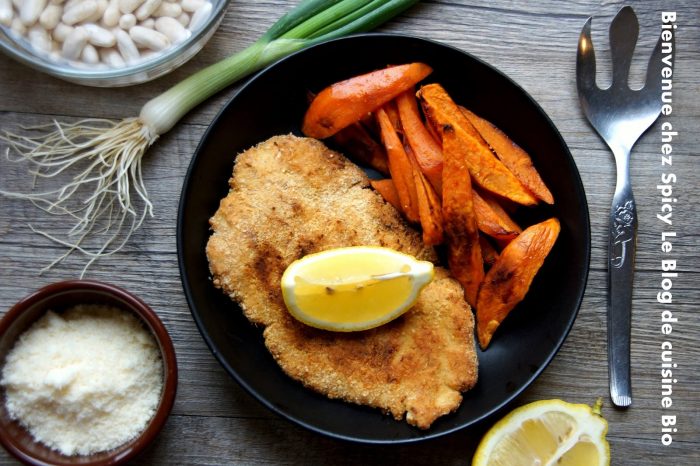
[1, 304, 164, 456]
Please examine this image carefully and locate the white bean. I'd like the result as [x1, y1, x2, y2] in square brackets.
[139, 17, 154, 28]
[62, 0, 97, 25]
[85, 0, 107, 22]
[118, 12, 135, 29]
[52, 22, 73, 41]
[20, 0, 47, 26]
[154, 16, 187, 43]
[83, 23, 115, 46]
[129, 24, 168, 50]
[102, 0, 119, 26]
[118, 0, 144, 14]
[81, 43, 99, 63]
[28, 25, 53, 52]
[180, 0, 202, 13]
[187, 1, 210, 31]
[0, 0, 13, 27]
[139, 48, 156, 61]
[61, 25, 89, 60]
[135, 0, 160, 21]
[10, 17, 26, 35]
[114, 28, 139, 62]
[153, 1, 179, 18]
[100, 47, 125, 66]
[63, 0, 80, 10]
[39, 4, 62, 29]
[175, 12, 188, 27]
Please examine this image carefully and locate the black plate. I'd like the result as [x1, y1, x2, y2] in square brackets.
[177, 34, 590, 444]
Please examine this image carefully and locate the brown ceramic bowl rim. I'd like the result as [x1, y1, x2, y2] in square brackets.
[0, 279, 178, 466]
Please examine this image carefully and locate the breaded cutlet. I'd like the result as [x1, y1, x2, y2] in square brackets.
[206, 135, 478, 428]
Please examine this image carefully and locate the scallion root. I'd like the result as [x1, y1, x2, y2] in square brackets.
[0, 118, 157, 277]
[0, 0, 420, 276]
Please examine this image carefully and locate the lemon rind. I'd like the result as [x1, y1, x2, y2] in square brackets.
[472, 399, 610, 466]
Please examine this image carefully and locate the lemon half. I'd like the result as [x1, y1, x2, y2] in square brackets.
[280, 246, 434, 331]
[472, 399, 610, 466]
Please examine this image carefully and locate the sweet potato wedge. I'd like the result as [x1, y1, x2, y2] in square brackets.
[397, 90, 444, 193]
[478, 189, 522, 235]
[383, 99, 403, 134]
[332, 122, 389, 175]
[479, 234, 499, 268]
[370, 179, 401, 211]
[472, 190, 520, 243]
[461, 106, 554, 204]
[376, 108, 420, 223]
[441, 125, 483, 307]
[417, 84, 538, 206]
[476, 217, 561, 349]
[303, 63, 433, 139]
[405, 144, 443, 246]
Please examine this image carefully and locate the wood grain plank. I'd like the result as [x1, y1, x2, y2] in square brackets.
[0, 0, 698, 464]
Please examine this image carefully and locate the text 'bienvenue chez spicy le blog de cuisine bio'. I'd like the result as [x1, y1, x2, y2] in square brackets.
[656, 10, 679, 449]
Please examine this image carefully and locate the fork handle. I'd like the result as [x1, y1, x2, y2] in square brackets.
[608, 184, 637, 408]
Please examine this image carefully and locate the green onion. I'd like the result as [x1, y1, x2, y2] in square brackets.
[0, 0, 419, 276]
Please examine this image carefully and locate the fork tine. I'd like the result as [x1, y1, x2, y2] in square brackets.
[609, 6, 638, 88]
[576, 18, 596, 91]
[643, 34, 665, 95]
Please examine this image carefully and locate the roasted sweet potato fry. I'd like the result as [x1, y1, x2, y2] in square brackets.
[397, 90, 444, 193]
[478, 190, 522, 233]
[476, 217, 561, 349]
[472, 190, 520, 243]
[479, 235, 499, 268]
[442, 126, 483, 306]
[405, 144, 443, 246]
[424, 113, 442, 146]
[376, 108, 420, 223]
[303, 63, 433, 139]
[383, 100, 403, 134]
[332, 122, 389, 175]
[417, 84, 538, 206]
[370, 179, 402, 211]
[461, 106, 554, 204]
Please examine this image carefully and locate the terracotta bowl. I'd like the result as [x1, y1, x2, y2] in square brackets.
[0, 280, 177, 465]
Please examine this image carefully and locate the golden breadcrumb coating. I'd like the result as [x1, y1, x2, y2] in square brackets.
[206, 135, 477, 428]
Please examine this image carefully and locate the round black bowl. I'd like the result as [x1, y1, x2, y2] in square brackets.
[177, 33, 590, 444]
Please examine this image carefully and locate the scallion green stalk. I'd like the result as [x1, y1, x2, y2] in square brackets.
[142, 0, 418, 134]
[0, 0, 420, 276]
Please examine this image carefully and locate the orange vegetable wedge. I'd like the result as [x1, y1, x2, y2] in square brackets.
[332, 122, 389, 175]
[441, 125, 483, 307]
[478, 189, 522, 235]
[303, 63, 433, 139]
[396, 90, 444, 193]
[376, 108, 420, 223]
[383, 99, 403, 134]
[405, 144, 443, 246]
[472, 190, 520, 243]
[417, 84, 538, 206]
[370, 179, 401, 211]
[461, 106, 554, 204]
[476, 217, 561, 349]
[479, 235, 499, 267]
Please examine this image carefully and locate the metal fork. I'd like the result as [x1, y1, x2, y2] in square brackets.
[576, 6, 664, 408]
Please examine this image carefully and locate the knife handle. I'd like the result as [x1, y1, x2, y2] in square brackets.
[608, 184, 637, 408]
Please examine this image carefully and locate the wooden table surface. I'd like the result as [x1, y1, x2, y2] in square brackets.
[1, 1, 698, 464]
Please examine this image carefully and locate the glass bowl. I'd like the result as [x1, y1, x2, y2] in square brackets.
[0, 0, 230, 87]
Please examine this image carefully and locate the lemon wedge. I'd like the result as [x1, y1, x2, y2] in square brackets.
[280, 246, 434, 331]
[472, 399, 610, 466]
